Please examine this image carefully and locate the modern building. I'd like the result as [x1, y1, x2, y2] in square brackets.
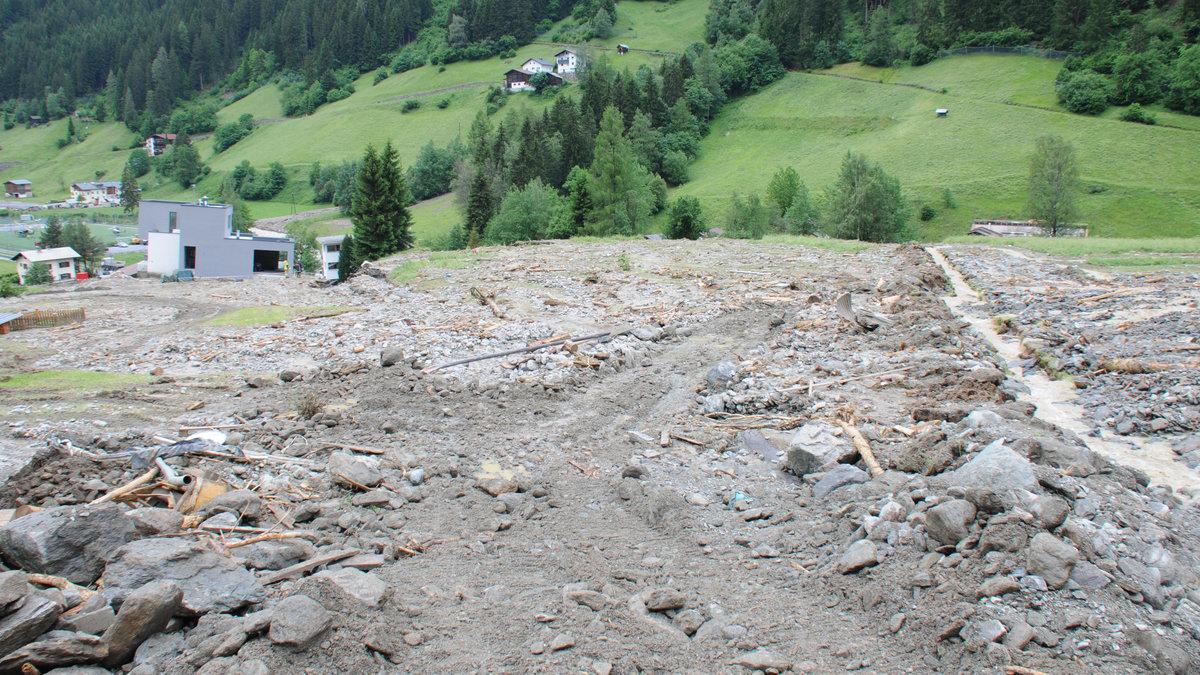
[4, 179, 32, 198]
[70, 180, 122, 206]
[139, 199, 294, 279]
[316, 234, 345, 281]
[11, 247, 80, 284]
[144, 133, 177, 157]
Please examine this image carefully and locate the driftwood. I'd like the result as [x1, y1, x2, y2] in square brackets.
[27, 573, 96, 603]
[834, 420, 884, 478]
[224, 531, 316, 549]
[1004, 667, 1049, 675]
[90, 467, 160, 505]
[1099, 358, 1196, 374]
[784, 365, 916, 394]
[322, 442, 385, 455]
[470, 287, 506, 319]
[422, 327, 632, 374]
[262, 548, 362, 585]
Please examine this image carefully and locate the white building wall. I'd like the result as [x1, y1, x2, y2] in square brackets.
[147, 231, 182, 276]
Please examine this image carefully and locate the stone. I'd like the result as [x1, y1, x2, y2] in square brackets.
[960, 619, 1007, 651]
[0, 595, 61, 657]
[0, 503, 139, 584]
[328, 452, 382, 489]
[942, 440, 1036, 492]
[785, 422, 856, 476]
[1069, 561, 1113, 590]
[732, 649, 792, 671]
[59, 605, 116, 635]
[0, 634, 106, 673]
[476, 477, 519, 497]
[1026, 533, 1079, 590]
[101, 538, 264, 615]
[268, 595, 331, 650]
[380, 347, 405, 367]
[341, 553, 386, 570]
[1033, 496, 1071, 530]
[102, 580, 183, 666]
[811, 464, 869, 499]
[310, 568, 391, 608]
[1003, 621, 1036, 650]
[962, 410, 1002, 428]
[643, 588, 686, 612]
[42, 667, 112, 675]
[234, 538, 315, 571]
[925, 499, 976, 546]
[198, 490, 262, 520]
[566, 590, 608, 611]
[126, 508, 184, 537]
[0, 570, 28, 606]
[132, 630, 185, 668]
[705, 361, 738, 390]
[279, 369, 303, 382]
[674, 609, 705, 636]
[977, 576, 1021, 598]
[351, 489, 392, 507]
[838, 540, 879, 574]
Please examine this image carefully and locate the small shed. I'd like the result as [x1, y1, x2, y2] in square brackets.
[5, 179, 32, 198]
[935, 108, 949, 117]
[0, 312, 21, 335]
[617, 44, 630, 55]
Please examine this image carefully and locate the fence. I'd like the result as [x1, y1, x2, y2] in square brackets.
[938, 46, 1076, 60]
[4, 308, 85, 332]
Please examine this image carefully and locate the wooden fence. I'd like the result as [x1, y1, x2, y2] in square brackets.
[5, 308, 85, 332]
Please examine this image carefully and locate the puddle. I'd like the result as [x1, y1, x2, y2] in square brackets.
[926, 247, 1197, 497]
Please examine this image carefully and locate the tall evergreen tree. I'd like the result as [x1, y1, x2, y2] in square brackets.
[465, 171, 495, 247]
[120, 163, 141, 214]
[336, 233, 361, 281]
[588, 106, 652, 236]
[378, 141, 414, 252]
[351, 142, 413, 259]
[41, 216, 64, 248]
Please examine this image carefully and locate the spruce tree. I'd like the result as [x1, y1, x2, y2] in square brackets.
[378, 141, 414, 252]
[120, 163, 141, 214]
[336, 233, 361, 281]
[42, 216, 64, 248]
[465, 172, 494, 247]
[588, 106, 652, 236]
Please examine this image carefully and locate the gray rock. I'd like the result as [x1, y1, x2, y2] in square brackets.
[309, 568, 391, 608]
[234, 538, 315, 571]
[960, 619, 1007, 651]
[126, 508, 183, 537]
[278, 369, 303, 382]
[1033, 496, 1070, 530]
[1118, 557, 1165, 609]
[267, 595, 330, 650]
[197, 490, 262, 520]
[0, 503, 139, 584]
[380, 347, 405, 367]
[1026, 533, 1079, 589]
[1069, 561, 1112, 590]
[732, 649, 792, 671]
[943, 440, 1036, 492]
[59, 605, 115, 635]
[0, 570, 28, 606]
[0, 634, 106, 673]
[327, 452, 383, 489]
[132, 630, 185, 668]
[101, 538, 263, 615]
[1003, 621, 1036, 650]
[0, 594, 61, 657]
[674, 609, 705, 636]
[785, 422, 856, 476]
[925, 499, 977, 546]
[811, 464, 869, 499]
[977, 576, 1021, 598]
[705, 361, 738, 391]
[42, 667, 112, 675]
[962, 410, 1002, 429]
[837, 539, 879, 574]
[643, 588, 686, 612]
[102, 580, 183, 666]
[476, 477, 518, 497]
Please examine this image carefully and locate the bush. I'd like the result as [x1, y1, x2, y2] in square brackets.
[648, 175, 668, 215]
[1112, 51, 1166, 105]
[953, 27, 1034, 48]
[1120, 103, 1157, 125]
[919, 204, 937, 221]
[485, 179, 568, 245]
[0, 279, 21, 297]
[724, 193, 770, 239]
[372, 69, 388, 86]
[823, 152, 910, 242]
[1056, 70, 1112, 115]
[437, 97, 450, 109]
[910, 43, 936, 67]
[665, 197, 705, 240]
[427, 224, 469, 251]
[325, 87, 351, 103]
[402, 100, 421, 113]
[1165, 45, 1200, 115]
[212, 114, 254, 153]
[660, 150, 690, 186]
[233, 161, 288, 200]
[23, 262, 52, 285]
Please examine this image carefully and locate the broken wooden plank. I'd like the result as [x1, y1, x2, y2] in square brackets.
[262, 548, 362, 585]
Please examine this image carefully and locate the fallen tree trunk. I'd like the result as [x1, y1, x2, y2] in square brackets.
[835, 420, 884, 478]
[422, 327, 632, 374]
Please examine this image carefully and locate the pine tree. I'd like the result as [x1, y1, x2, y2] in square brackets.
[465, 171, 494, 247]
[41, 216, 64, 248]
[863, 9, 896, 68]
[350, 142, 413, 259]
[120, 163, 141, 214]
[378, 141, 414, 252]
[104, 70, 120, 120]
[336, 233, 361, 281]
[588, 106, 652, 236]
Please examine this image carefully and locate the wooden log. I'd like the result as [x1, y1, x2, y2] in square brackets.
[470, 286, 507, 319]
[835, 420, 884, 478]
[262, 549, 362, 585]
[225, 531, 316, 549]
[90, 467, 159, 505]
[422, 327, 632, 374]
[322, 442, 385, 455]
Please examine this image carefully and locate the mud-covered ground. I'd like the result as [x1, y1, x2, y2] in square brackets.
[0, 240, 1198, 674]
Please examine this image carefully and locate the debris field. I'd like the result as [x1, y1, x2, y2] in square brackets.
[0, 239, 1197, 674]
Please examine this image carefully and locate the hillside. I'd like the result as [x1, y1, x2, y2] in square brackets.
[2, 0, 1199, 242]
[678, 54, 1200, 239]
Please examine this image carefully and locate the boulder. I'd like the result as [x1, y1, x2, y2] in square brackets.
[102, 581, 183, 666]
[234, 538, 315, 571]
[0, 570, 28, 607]
[309, 568, 391, 608]
[925, 499, 976, 546]
[197, 490, 262, 521]
[811, 464, 869, 499]
[126, 508, 183, 537]
[0, 594, 61, 657]
[785, 422, 857, 476]
[705, 361, 738, 391]
[643, 588, 686, 612]
[837, 539, 879, 574]
[0, 634, 106, 673]
[267, 595, 330, 650]
[380, 347, 405, 367]
[327, 452, 382, 489]
[1026, 533, 1079, 589]
[101, 538, 263, 615]
[942, 440, 1036, 492]
[0, 503, 139, 584]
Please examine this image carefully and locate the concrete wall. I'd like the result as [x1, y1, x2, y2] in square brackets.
[148, 232, 181, 275]
[138, 200, 233, 240]
[140, 200, 294, 279]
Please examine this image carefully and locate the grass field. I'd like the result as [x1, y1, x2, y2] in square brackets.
[941, 235, 1200, 255]
[0, 119, 138, 202]
[0, 369, 151, 391]
[678, 54, 1200, 241]
[0, 222, 138, 251]
[206, 305, 360, 327]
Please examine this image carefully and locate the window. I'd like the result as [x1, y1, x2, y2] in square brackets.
[168, 211, 177, 231]
[327, 262, 337, 270]
[327, 244, 340, 252]
[57, 261, 71, 269]
[183, 246, 196, 270]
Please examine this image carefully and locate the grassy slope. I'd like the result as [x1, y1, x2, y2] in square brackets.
[0, 118, 138, 201]
[679, 54, 1200, 240]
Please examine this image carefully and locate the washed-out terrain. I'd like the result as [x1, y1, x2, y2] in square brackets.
[0, 239, 1197, 674]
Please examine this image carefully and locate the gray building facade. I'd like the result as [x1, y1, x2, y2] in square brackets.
[139, 199, 294, 279]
